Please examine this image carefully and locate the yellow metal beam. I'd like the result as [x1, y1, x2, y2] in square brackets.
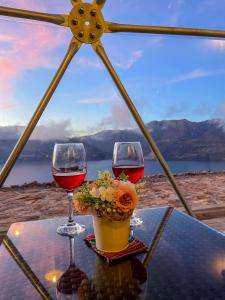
[106, 22, 225, 38]
[71, 0, 82, 4]
[3, 236, 52, 299]
[143, 207, 173, 268]
[0, 39, 81, 187]
[92, 41, 195, 218]
[93, 0, 107, 10]
[0, 6, 68, 27]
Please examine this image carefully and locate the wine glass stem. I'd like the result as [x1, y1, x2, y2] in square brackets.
[67, 192, 74, 224]
[69, 237, 75, 265]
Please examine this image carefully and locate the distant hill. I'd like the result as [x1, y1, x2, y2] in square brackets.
[1, 119, 225, 163]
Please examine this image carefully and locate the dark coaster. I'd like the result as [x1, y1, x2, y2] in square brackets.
[84, 234, 148, 264]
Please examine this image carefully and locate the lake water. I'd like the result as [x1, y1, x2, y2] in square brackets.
[1, 160, 225, 187]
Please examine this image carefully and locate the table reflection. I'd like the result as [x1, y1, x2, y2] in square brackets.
[2, 235, 52, 299]
[56, 237, 88, 299]
[45, 270, 63, 285]
[56, 237, 147, 300]
[82, 256, 147, 300]
[11, 223, 25, 238]
[1, 208, 225, 299]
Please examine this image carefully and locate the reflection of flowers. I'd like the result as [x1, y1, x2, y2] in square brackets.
[78, 257, 146, 300]
[73, 171, 139, 221]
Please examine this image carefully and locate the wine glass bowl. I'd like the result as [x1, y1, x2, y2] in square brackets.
[112, 165, 144, 184]
[52, 143, 87, 236]
[112, 142, 144, 226]
[112, 142, 144, 183]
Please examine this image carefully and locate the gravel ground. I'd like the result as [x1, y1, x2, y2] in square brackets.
[1, 171, 225, 233]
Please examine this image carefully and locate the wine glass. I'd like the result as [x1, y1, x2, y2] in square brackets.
[112, 142, 144, 226]
[52, 143, 87, 236]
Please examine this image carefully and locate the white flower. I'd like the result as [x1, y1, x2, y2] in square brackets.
[99, 186, 107, 201]
[98, 186, 114, 202]
[90, 187, 100, 198]
[105, 187, 114, 202]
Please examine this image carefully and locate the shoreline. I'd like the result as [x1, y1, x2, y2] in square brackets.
[2, 170, 225, 190]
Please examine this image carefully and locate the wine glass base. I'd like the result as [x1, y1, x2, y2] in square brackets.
[57, 223, 86, 237]
[130, 216, 143, 227]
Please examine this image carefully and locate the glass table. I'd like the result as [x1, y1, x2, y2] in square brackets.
[1, 207, 225, 299]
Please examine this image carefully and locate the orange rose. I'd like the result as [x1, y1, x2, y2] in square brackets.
[90, 182, 96, 189]
[112, 180, 120, 188]
[74, 200, 89, 214]
[113, 183, 138, 212]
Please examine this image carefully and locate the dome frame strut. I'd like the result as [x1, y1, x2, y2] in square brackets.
[1, 0, 222, 217]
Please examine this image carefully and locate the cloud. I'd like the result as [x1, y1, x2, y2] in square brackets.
[0, 1, 68, 109]
[0, 100, 16, 109]
[167, 68, 225, 85]
[0, 125, 23, 139]
[30, 120, 76, 140]
[147, 36, 164, 48]
[207, 39, 225, 51]
[210, 119, 225, 132]
[77, 102, 136, 136]
[0, 0, 45, 11]
[163, 103, 188, 119]
[163, 102, 214, 120]
[192, 104, 213, 116]
[0, 120, 78, 140]
[168, 0, 184, 26]
[76, 97, 110, 104]
[1, 0, 71, 14]
[76, 57, 103, 70]
[76, 93, 120, 105]
[213, 102, 225, 121]
[98, 103, 136, 130]
[114, 50, 143, 70]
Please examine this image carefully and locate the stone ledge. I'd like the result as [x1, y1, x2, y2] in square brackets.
[203, 217, 225, 233]
[1, 172, 225, 233]
[194, 205, 225, 220]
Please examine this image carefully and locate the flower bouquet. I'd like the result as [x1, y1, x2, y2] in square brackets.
[73, 171, 139, 252]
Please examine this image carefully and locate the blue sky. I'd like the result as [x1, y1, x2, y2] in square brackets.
[1, 0, 225, 138]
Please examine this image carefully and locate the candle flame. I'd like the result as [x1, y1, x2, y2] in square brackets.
[45, 270, 63, 284]
[15, 230, 20, 237]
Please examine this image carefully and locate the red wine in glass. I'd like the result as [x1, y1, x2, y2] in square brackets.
[53, 170, 87, 192]
[52, 143, 87, 236]
[112, 165, 144, 184]
[112, 142, 144, 227]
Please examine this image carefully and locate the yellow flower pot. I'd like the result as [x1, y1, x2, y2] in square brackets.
[93, 216, 130, 252]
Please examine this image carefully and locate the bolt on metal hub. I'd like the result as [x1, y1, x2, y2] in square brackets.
[69, 2, 104, 44]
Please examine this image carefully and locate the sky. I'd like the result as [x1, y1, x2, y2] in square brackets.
[1, 0, 225, 138]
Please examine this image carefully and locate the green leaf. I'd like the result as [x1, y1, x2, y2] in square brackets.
[118, 171, 129, 181]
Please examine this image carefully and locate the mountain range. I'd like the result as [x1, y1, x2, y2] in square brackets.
[1, 119, 225, 163]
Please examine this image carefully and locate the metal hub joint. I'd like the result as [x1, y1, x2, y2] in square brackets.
[69, 2, 104, 44]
